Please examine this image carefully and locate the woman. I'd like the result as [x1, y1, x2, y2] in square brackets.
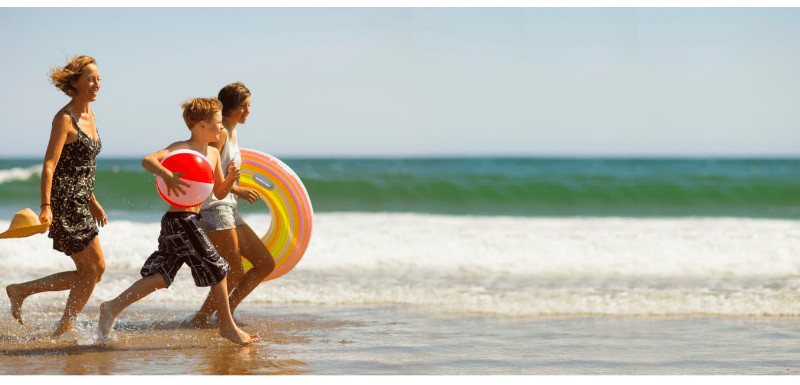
[191, 82, 275, 326]
[5, 55, 107, 336]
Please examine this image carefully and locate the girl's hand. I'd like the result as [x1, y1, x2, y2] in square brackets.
[89, 199, 108, 227]
[235, 187, 260, 204]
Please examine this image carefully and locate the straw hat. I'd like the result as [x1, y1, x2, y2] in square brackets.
[0, 208, 50, 239]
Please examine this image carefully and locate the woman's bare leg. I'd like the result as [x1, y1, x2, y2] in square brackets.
[7, 271, 79, 325]
[53, 237, 106, 336]
[7, 237, 104, 333]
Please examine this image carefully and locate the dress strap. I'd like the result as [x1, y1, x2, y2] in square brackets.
[59, 110, 80, 131]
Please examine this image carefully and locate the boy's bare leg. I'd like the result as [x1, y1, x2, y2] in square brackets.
[210, 277, 258, 345]
[98, 274, 167, 340]
[190, 229, 242, 327]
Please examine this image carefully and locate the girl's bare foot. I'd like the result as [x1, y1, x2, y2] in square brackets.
[6, 285, 25, 325]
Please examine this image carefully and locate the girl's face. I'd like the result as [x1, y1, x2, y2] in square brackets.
[72, 63, 101, 102]
[230, 97, 251, 125]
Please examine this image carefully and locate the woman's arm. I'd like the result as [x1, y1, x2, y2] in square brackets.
[39, 112, 72, 224]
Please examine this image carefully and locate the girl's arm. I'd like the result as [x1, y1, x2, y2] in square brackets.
[210, 147, 240, 200]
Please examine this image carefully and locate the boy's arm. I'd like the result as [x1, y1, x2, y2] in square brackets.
[142, 146, 190, 196]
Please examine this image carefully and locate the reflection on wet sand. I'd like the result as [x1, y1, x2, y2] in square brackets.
[0, 305, 350, 375]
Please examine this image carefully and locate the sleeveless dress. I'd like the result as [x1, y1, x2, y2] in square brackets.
[48, 110, 102, 256]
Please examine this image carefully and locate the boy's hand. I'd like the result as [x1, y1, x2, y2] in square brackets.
[165, 171, 191, 196]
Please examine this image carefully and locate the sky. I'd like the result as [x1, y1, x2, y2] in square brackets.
[0, 5, 799, 158]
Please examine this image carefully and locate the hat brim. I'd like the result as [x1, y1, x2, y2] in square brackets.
[0, 223, 50, 239]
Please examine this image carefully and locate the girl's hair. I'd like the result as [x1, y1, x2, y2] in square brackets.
[181, 98, 222, 129]
[217, 82, 251, 116]
[48, 55, 97, 97]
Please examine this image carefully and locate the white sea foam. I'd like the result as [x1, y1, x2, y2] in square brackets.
[0, 164, 41, 184]
[2, 213, 799, 317]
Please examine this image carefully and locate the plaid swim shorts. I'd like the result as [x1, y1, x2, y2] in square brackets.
[140, 211, 230, 287]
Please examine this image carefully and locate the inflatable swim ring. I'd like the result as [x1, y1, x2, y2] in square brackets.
[239, 148, 313, 281]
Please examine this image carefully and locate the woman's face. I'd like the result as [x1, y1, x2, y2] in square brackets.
[231, 97, 251, 125]
[72, 63, 101, 102]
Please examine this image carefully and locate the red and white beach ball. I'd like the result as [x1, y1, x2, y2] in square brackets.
[155, 149, 214, 208]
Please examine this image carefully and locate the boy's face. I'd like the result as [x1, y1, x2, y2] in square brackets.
[202, 111, 224, 142]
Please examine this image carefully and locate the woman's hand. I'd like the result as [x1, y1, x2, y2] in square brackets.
[39, 205, 53, 227]
[89, 198, 108, 227]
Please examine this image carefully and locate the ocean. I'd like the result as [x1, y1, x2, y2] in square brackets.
[1, 156, 800, 375]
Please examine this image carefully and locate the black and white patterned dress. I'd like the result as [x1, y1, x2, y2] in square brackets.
[48, 110, 102, 256]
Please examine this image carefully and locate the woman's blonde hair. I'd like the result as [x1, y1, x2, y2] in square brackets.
[181, 98, 222, 129]
[48, 55, 97, 97]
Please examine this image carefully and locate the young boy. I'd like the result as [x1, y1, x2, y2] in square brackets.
[98, 98, 258, 345]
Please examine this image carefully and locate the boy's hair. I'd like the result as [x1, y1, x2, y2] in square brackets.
[217, 82, 251, 117]
[181, 98, 223, 129]
[48, 55, 97, 97]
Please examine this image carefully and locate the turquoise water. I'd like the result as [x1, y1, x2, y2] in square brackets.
[2, 156, 799, 218]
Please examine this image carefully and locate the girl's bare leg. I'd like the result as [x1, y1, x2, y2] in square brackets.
[228, 224, 275, 313]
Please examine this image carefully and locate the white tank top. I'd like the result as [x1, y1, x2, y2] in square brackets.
[201, 129, 240, 208]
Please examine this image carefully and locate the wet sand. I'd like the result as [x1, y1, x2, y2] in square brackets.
[2, 302, 800, 375]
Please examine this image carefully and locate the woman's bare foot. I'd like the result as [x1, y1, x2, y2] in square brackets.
[97, 302, 117, 340]
[219, 324, 258, 345]
[6, 284, 25, 325]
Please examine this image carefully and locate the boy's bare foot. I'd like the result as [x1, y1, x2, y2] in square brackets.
[219, 324, 259, 345]
[98, 302, 117, 340]
[6, 285, 25, 325]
